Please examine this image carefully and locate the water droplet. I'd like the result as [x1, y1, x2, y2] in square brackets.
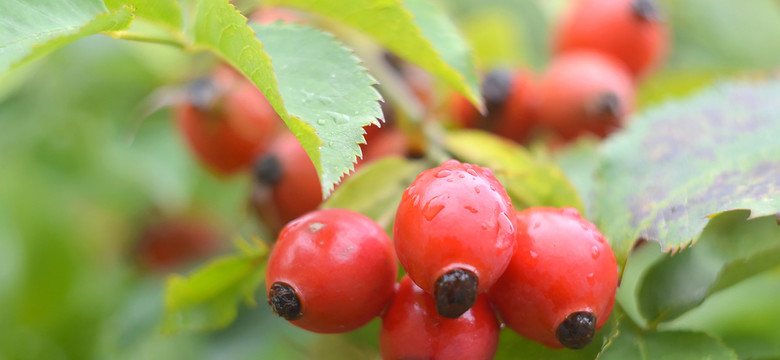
[522, 250, 539, 268]
[317, 119, 326, 125]
[586, 273, 595, 286]
[458, 173, 465, 178]
[309, 222, 325, 233]
[591, 246, 600, 260]
[489, 185, 497, 192]
[325, 110, 350, 124]
[562, 207, 581, 217]
[434, 170, 451, 178]
[481, 223, 489, 230]
[474, 186, 481, 194]
[497, 212, 514, 234]
[443, 159, 460, 167]
[412, 194, 421, 208]
[464, 206, 478, 214]
[422, 196, 445, 221]
[446, 178, 455, 182]
[533, 222, 541, 229]
[466, 168, 478, 176]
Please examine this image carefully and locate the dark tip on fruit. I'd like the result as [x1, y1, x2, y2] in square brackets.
[434, 268, 478, 319]
[587, 92, 622, 119]
[556, 311, 596, 349]
[255, 155, 282, 185]
[187, 77, 220, 111]
[482, 68, 514, 115]
[268, 282, 303, 320]
[631, 0, 662, 22]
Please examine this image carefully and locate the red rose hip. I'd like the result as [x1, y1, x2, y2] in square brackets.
[488, 207, 618, 349]
[176, 65, 279, 176]
[265, 208, 397, 333]
[380, 276, 500, 360]
[393, 160, 515, 318]
[554, 0, 668, 78]
[536, 51, 635, 141]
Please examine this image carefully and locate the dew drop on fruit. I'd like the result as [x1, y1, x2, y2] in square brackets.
[464, 205, 479, 214]
[533, 222, 541, 229]
[586, 273, 595, 286]
[422, 196, 445, 221]
[466, 168, 478, 177]
[497, 212, 514, 234]
[489, 185, 496, 192]
[481, 223, 489, 230]
[434, 170, 452, 178]
[522, 250, 539, 268]
[591, 246, 600, 260]
[458, 173, 465, 178]
[474, 186, 481, 194]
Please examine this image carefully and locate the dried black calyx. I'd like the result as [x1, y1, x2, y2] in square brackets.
[255, 155, 282, 185]
[434, 268, 478, 319]
[631, 0, 662, 22]
[186, 77, 220, 111]
[481, 68, 514, 116]
[556, 311, 596, 349]
[268, 282, 302, 320]
[587, 92, 622, 119]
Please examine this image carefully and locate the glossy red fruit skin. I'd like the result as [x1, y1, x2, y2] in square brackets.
[176, 67, 279, 176]
[265, 208, 398, 333]
[488, 207, 618, 349]
[268, 133, 323, 224]
[536, 51, 635, 141]
[380, 276, 500, 360]
[393, 160, 516, 295]
[554, 0, 668, 78]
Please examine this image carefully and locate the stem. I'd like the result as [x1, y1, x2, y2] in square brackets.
[102, 31, 187, 49]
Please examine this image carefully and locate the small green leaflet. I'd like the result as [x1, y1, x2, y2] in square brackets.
[637, 210, 780, 324]
[264, 0, 483, 110]
[0, 0, 133, 74]
[322, 157, 426, 231]
[251, 23, 384, 196]
[597, 316, 737, 360]
[163, 239, 268, 334]
[595, 81, 780, 262]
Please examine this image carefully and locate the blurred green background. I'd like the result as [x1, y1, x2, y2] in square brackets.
[1, 0, 779, 359]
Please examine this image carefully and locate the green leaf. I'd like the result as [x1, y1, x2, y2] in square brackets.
[105, 0, 182, 28]
[554, 139, 600, 219]
[594, 81, 780, 262]
[666, 269, 780, 360]
[0, 0, 133, 74]
[264, 0, 483, 110]
[598, 317, 737, 360]
[252, 22, 384, 195]
[445, 130, 584, 212]
[637, 210, 780, 324]
[163, 240, 269, 334]
[322, 157, 426, 231]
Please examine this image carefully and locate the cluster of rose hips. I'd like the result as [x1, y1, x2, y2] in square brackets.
[174, 63, 408, 232]
[449, 0, 667, 144]
[265, 160, 618, 358]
